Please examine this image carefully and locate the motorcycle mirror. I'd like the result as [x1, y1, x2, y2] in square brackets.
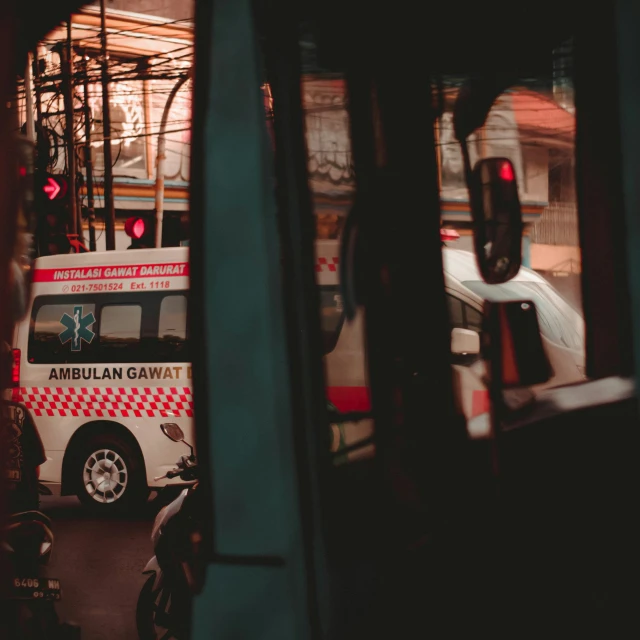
[467, 157, 523, 284]
[161, 422, 186, 443]
[161, 422, 195, 458]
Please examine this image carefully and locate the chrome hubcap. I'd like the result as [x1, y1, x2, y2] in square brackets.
[83, 449, 128, 503]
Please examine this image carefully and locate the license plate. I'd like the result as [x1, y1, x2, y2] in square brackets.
[10, 577, 62, 601]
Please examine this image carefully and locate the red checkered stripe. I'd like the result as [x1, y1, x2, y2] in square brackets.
[316, 256, 339, 272]
[17, 387, 193, 419]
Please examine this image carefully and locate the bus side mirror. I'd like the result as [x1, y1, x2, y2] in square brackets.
[451, 77, 524, 285]
[468, 158, 523, 285]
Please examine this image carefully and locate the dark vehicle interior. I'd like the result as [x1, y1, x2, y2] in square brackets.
[2, 0, 640, 638]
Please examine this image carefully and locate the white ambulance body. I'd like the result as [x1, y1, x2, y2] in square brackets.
[13, 241, 585, 510]
[13, 248, 191, 511]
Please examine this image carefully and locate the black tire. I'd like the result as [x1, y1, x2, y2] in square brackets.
[136, 574, 159, 640]
[74, 431, 148, 514]
[136, 574, 188, 640]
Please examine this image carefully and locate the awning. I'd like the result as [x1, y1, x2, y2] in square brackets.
[43, 7, 193, 64]
[510, 89, 575, 143]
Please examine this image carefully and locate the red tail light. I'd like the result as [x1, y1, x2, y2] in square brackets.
[11, 348, 20, 402]
[440, 228, 460, 242]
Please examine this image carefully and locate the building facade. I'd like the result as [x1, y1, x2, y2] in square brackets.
[25, 7, 578, 272]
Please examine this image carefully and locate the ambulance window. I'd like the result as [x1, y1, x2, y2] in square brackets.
[99, 305, 142, 348]
[159, 295, 187, 340]
[319, 286, 344, 355]
[30, 302, 97, 363]
[446, 294, 465, 327]
[463, 280, 584, 351]
[464, 305, 483, 332]
[159, 295, 188, 349]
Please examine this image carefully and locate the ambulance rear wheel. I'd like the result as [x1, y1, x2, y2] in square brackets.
[75, 433, 148, 513]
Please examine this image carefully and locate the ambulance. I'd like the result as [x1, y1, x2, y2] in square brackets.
[11, 239, 585, 511]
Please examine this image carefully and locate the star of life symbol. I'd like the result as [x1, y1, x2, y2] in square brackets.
[59, 305, 96, 352]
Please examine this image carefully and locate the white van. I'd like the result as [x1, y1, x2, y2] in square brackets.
[319, 240, 586, 454]
[13, 242, 585, 511]
[441, 248, 586, 419]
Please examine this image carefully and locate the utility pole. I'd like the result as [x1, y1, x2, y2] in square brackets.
[100, 0, 116, 250]
[32, 47, 47, 259]
[61, 19, 78, 236]
[155, 71, 191, 248]
[32, 48, 42, 125]
[24, 53, 36, 142]
[82, 54, 97, 251]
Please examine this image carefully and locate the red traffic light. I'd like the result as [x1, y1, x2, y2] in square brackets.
[125, 217, 147, 239]
[498, 161, 515, 182]
[42, 175, 68, 200]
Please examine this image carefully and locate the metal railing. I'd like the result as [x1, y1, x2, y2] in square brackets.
[530, 201, 579, 246]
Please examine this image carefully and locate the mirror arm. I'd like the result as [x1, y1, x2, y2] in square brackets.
[453, 74, 519, 142]
[460, 138, 474, 198]
[181, 439, 195, 458]
[460, 139, 482, 232]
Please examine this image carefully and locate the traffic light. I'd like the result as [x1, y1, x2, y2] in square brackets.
[34, 172, 71, 256]
[124, 212, 188, 249]
[163, 211, 189, 247]
[498, 160, 515, 182]
[125, 214, 155, 249]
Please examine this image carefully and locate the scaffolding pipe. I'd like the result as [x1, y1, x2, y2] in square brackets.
[100, 0, 116, 250]
[155, 70, 191, 248]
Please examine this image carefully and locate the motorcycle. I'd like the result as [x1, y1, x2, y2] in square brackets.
[0, 400, 79, 639]
[136, 423, 203, 640]
[1, 504, 80, 639]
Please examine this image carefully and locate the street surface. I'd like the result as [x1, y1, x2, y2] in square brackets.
[40, 491, 161, 640]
